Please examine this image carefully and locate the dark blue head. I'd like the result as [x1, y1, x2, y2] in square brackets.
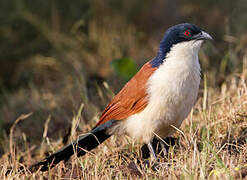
[151, 23, 212, 67]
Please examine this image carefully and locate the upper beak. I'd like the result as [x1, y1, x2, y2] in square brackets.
[195, 31, 213, 40]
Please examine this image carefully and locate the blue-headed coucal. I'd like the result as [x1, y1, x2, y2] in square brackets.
[32, 23, 212, 171]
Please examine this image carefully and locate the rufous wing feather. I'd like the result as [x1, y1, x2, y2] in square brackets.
[96, 62, 157, 126]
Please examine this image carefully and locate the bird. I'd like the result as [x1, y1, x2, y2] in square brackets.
[30, 23, 212, 172]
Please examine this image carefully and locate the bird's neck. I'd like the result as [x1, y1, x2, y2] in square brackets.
[150, 36, 173, 67]
[150, 39, 203, 68]
[154, 40, 203, 83]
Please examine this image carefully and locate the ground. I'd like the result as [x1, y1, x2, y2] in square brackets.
[1, 71, 247, 180]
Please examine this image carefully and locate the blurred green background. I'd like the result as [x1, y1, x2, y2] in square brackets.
[0, 0, 246, 146]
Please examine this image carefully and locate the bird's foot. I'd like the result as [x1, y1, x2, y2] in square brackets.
[141, 136, 177, 159]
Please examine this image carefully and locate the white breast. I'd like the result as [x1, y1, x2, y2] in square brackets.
[122, 40, 203, 143]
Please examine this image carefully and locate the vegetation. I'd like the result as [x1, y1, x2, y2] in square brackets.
[0, 0, 246, 179]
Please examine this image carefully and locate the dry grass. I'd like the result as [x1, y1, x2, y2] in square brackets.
[1, 70, 247, 180]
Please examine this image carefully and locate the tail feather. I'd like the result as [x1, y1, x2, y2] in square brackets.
[30, 120, 116, 172]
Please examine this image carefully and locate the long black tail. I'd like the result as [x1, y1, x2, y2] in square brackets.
[30, 120, 116, 172]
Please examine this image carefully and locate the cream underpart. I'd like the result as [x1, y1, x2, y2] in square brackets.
[121, 40, 203, 143]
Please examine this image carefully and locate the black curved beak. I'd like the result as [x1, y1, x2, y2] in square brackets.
[194, 31, 213, 40]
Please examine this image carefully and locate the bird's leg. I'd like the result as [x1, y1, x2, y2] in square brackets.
[160, 141, 168, 156]
[147, 142, 157, 161]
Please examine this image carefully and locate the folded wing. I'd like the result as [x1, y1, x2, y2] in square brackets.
[96, 62, 157, 126]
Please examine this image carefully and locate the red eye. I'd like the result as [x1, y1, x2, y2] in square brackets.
[184, 30, 190, 37]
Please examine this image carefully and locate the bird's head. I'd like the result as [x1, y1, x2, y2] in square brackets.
[152, 23, 212, 67]
[163, 23, 212, 43]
